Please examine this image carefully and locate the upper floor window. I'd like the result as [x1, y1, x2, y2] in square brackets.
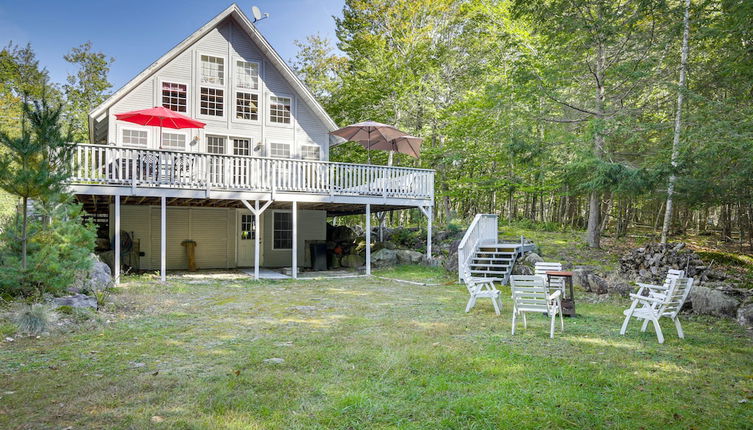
[122, 129, 148, 147]
[236, 92, 258, 121]
[301, 145, 320, 161]
[162, 132, 186, 151]
[200, 87, 224, 117]
[236, 60, 259, 90]
[207, 135, 226, 154]
[161, 82, 187, 112]
[200, 55, 224, 86]
[270, 142, 291, 159]
[233, 138, 251, 156]
[269, 96, 291, 124]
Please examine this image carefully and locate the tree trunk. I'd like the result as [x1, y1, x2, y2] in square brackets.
[587, 32, 606, 248]
[21, 196, 28, 269]
[587, 192, 601, 247]
[661, 0, 691, 244]
[599, 192, 613, 234]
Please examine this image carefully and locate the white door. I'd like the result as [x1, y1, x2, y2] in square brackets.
[237, 210, 259, 267]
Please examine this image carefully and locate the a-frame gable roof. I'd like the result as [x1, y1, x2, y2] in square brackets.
[89, 3, 337, 139]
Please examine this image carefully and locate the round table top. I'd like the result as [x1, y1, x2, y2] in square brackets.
[545, 271, 573, 277]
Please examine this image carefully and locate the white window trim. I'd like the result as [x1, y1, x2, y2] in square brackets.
[234, 58, 261, 92]
[160, 129, 190, 151]
[300, 144, 322, 161]
[205, 134, 229, 155]
[197, 52, 226, 89]
[266, 92, 294, 128]
[232, 89, 260, 124]
[205, 133, 259, 156]
[158, 78, 191, 116]
[268, 140, 292, 159]
[231, 136, 256, 157]
[197, 86, 227, 121]
[119, 125, 151, 149]
[271, 210, 293, 250]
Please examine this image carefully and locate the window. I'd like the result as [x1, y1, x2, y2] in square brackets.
[207, 136, 226, 154]
[161, 132, 186, 151]
[236, 60, 259, 90]
[301, 145, 320, 160]
[200, 87, 224, 117]
[236, 92, 258, 120]
[233, 138, 251, 156]
[273, 212, 293, 249]
[122, 129, 148, 147]
[270, 142, 291, 158]
[161, 82, 187, 112]
[200, 55, 224, 85]
[269, 96, 291, 124]
[240, 214, 255, 240]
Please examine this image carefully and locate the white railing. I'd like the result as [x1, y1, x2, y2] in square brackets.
[68, 144, 434, 200]
[457, 214, 499, 281]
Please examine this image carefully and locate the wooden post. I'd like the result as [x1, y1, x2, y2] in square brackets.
[160, 196, 166, 283]
[254, 199, 261, 280]
[114, 196, 120, 285]
[366, 204, 371, 275]
[292, 201, 298, 279]
[427, 206, 432, 259]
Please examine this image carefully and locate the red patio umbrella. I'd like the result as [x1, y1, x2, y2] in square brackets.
[115, 106, 205, 148]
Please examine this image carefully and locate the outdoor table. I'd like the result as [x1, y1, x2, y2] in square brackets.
[545, 270, 576, 317]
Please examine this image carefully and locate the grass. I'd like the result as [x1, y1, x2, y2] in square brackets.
[1, 266, 752, 429]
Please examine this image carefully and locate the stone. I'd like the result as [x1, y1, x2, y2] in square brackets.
[443, 239, 461, 273]
[605, 273, 633, 297]
[395, 249, 424, 265]
[587, 274, 609, 294]
[572, 267, 594, 290]
[690, 286, 740, 318]
[737, 303, 753, 329]
[511, 264, 533, 275]
[69, 254, 112, 294]
[52, 294, 97, 309]
[340, 254, 365, 268]
[520, 252, 544, 265]
[371, 248, 398, 267]
[378, 241, 397, 250]
[263, 358, 285, 364]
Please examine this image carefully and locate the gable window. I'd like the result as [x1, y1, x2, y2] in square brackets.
[200, 87, 224, 117]
[233, 138, 251, 156]
[161, 132, 186, 151]
[236, 92, 258, 121]
[207, 136, 226, 154]
[240, 214, 255, 240]
[236, 60, 259, 90]
[161, 82, 187, 112]
[269, 96, 291, 124]
[200, 55, 224, 85]
[301, 145, 320, 161]
[122, 129, 148, 147]
[270, 142, 291, 159]
[273, 212, 293, 249]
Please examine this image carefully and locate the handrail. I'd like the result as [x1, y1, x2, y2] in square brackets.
[457, 214, 498, 281]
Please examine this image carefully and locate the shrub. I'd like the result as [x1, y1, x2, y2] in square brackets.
[12, 303, 57, 336]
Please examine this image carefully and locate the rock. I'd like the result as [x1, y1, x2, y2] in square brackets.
[511, 264, 534, 275]
[520, 252, 544, 265]
[327, 224, 356, 243]
[263, 358, 285, 364]
[587, 274, 609, 294]
[572, 267, 594, 290]
[378, 241, 397, 250]
[690, 286, 740, 318]
[395, 249, 424, 265]
[340, 254, 365, 268]
[605, 273, 633, 297]
[371, 248, 398, 268]
[443, 240, 461, 273]
[52, 294, 97, 309]
[737, 303, 753, 329]
[69, 254, 112, 294]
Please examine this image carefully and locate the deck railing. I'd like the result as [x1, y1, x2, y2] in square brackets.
[457, 214, 499, 281]
[68, 144, 434, 200]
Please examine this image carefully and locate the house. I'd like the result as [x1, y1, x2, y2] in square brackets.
[69, 4, 435, 282]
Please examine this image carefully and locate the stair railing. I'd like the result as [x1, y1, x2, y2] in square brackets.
[457, 214, 499, 282]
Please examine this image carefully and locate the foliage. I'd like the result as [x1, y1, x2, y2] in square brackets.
[62, 41, 113, 142]
[12, 303, 57, 336]
[290, 34, 347, 105]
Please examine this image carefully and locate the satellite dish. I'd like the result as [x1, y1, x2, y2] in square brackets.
[251, 6, 262, 21]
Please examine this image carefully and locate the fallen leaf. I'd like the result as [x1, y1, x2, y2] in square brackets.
[234, 370, 241, 376]
[151, 415, 164, 423]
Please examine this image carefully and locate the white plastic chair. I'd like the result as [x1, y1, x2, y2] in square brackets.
[510, 275, 563, 338]
[462, 270, 503, 315]
[534, 261, 565, 293]
[620, 277, 694, 344]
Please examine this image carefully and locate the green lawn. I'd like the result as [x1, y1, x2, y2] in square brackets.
[1, 267, 752, 429]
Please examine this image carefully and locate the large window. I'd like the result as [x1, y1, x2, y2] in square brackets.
[200, 55, 224, 85]
[233, 138, 251, 156]
[236, 92, 258, 121]
[161, 82, 187, 112]
[122, 129, 148, 147]
[301, 145, 320, 160]
[269, 96, 291, 124]
[236, 60, 259, 90]
[200, 87, 224, 117]
[207, 136, 226, 154]
[273, 212, 293, 249]
[270, 142, 291, 159]
[161, 132, 186, 151]
[240, 214, 255, 240]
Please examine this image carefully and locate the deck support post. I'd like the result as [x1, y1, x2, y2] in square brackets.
[114, 196, 120, 285]
[292, 201, 298, 279]
[160, 196, 166, 283]
[240, 199, 273, 280]
[366, 204, 371, 276]
[418, 205, 433, 260]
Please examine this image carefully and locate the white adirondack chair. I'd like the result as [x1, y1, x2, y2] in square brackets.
[510, 275, 563, 338]
[620, 277, 694, 344]
[534, 261, 565, 293]
[462, 270, 503, 315]
[634, 269, 685, 332]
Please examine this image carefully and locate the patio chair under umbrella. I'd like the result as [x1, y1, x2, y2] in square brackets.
[330, 121, 410, 163]
[115, 106, 205, 149]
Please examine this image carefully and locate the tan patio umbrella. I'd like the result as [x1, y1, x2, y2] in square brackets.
[369, 135, 422, 159]
[330, 121, 410, 163]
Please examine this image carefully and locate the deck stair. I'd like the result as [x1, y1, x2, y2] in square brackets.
[458, 214, 535, 284]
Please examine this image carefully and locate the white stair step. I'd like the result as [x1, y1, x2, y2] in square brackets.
[470, 270, 509, 275]
[472, 257, 512, 262]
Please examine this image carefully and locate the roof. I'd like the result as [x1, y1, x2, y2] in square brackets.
[88, 3, 338, 142]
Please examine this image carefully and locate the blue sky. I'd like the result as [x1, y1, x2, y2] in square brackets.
[0, 0, 345, 89]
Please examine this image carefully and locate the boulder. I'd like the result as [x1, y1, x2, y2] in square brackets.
[520, 252, 544, 265]
[690, 286, 740, 318]
[442, 239, 461, 273]
[69, 254, 112, 294]
[606, 273, 633, 297]
[511, 264, 534, 275]
[572, 267, 594, 290]
[737, 303, 753, 329]
[396, 249, 424, 265]
[52, 294, 97, 309]
[377, 241, 397, 250]
[341, 254, 365, 268]
[371, 248, 398, 267]
[587, 273, 609, 294]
